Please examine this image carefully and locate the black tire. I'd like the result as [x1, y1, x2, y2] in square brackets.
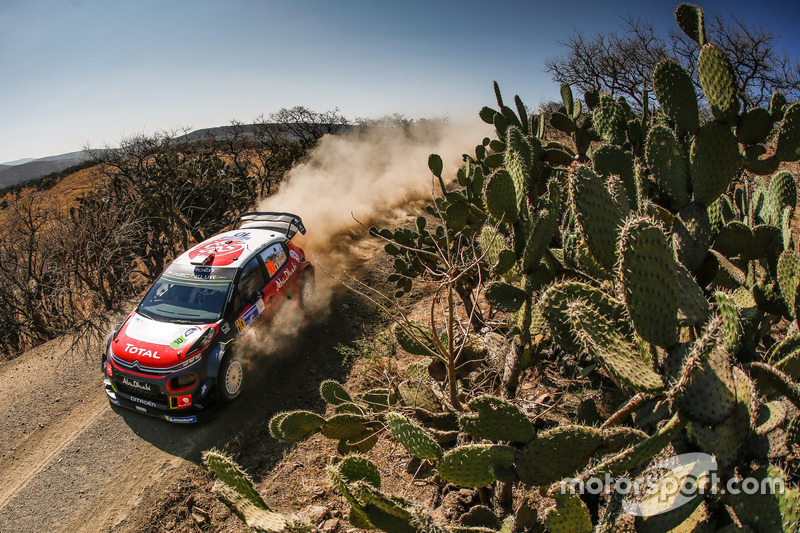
[218, 353, 244, 403]
[299, 271, 315, 309]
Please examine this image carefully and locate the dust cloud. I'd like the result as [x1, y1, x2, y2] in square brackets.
[240, 118, 492, 361]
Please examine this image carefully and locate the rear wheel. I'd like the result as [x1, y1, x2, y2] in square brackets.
[218, 353, 244, 403]
[299, 271, 315, 309]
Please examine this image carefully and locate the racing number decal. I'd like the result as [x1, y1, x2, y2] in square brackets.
[236, 298, 266, 332]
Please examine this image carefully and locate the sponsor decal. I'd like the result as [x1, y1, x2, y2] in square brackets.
[289, 249, 300, 261]
[236, 298, 266, 332]
[135, 406, 147, 412]
[121, 377, 153, 392]
[200, 383, 208, 396]
[163, 264, 236, 281]
[124, 343, 160, 359]
[170, 326, 202, 350]
[221, 323, 230, 334]
[276, 264, 297, 290]
[129, 396, 159, 408]
[165, 415, 197, 423]
[188, 239, 246, 266]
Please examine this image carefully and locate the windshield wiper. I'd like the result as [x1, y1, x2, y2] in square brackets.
[137, 308, 158, 320]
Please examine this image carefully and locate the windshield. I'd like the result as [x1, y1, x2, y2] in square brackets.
[138, 266, 235, 323]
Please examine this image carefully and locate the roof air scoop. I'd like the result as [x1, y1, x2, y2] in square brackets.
[190, 253, 215, 266]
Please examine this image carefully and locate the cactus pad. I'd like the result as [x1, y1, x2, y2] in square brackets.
[592, 144, 637, 206]
[698, 44, 739, 124]
[728, 465, 800, 533]
[459, 395, 535, 443]
[778, 250, 800, 318]
[690, 120, 740, 205]
[646, 125, 690, 209]
[593, 94, 628, 145]
[765, 171, 797, 226]
[521, 207, 558, 274]
[385, 412, 443, 461]
[544, 488, 593, 533]
[652, 59, 699, 132]
[437, 444, 516, 488]
[668, 320, 737, 426]
[777, 102, 800, 162]
[337, 454, 381, 488]
[755, 401, 787, 436]
[587, 413, 686, 479]
[213, 482, 308, 532]
[484, 169, 519, 223]
[787, 415, 800, 448]
[320, 380, 353, 406]
[672, 202, 712, 271]
[203, 449, 268, 510]
[675, 3, 706, 45]
[320, 414, 370, 440]
[358, 388, 396, 412]
[515, 425, 605, 486]
[736, 107, 774, 145]
[273, 410, 325, 441]
[485, 282, 527, 313]
[566, 301, 665, 393]
[619, 217, 680, 348]
[540, 281, 630, 352]
[397, 380, 441, 412]
[394, 322, 438, 357]
[570, 165, 625, 271]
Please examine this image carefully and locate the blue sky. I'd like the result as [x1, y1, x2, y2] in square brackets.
[1, 0, 798, 163]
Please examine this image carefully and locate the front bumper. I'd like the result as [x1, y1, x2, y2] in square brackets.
[103, 378, 219, 423]
[103, 355, 218, 423]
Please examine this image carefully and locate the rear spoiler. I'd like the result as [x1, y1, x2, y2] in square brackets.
[231, 212, 306, 240]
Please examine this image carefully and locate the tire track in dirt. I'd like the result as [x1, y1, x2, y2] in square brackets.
[0, 393, 109, 510]
[0, 286, 377, 532]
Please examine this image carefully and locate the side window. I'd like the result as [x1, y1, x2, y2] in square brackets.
[232, 257, 266, 316]
[259, 243, 287, 278]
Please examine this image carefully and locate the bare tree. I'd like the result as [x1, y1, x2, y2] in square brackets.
[546, 11, 800, 110]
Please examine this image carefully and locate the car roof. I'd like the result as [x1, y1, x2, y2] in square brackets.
[172, 228, 287, 269]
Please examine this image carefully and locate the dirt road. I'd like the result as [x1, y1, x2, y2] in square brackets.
[0, 285, 376, 532]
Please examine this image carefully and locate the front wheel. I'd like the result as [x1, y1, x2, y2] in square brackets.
[299, 271, 315, 309]
[218, 353, 244, 403]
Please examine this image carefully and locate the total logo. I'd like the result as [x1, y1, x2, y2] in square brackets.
[125, 343, 160, 359]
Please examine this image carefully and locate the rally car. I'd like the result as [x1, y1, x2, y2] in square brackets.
[102, 212, 313, 423]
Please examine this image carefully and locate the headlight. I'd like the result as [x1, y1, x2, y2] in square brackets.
[185, 326, 217, 356]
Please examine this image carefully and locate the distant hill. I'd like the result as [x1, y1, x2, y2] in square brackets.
[0, 152, 90, 189]
[0, 123, 349, 190]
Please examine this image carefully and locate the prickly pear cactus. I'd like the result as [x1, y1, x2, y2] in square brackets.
[459, 395, 535, 443]
[203, 450, 312, 532]
[652, 59, 699, 132]
[619, 217, 680, 348]
[385, 412, 443, 461]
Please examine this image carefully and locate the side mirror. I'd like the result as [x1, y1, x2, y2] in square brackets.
[250, 290, 264, 303]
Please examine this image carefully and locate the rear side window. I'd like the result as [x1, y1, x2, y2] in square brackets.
[260, 243, 287, 277]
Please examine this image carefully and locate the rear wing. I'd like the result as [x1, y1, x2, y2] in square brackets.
[231, 212, 306, 240]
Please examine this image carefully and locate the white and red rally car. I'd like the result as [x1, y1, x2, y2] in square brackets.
[102, 212, 313, 423]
